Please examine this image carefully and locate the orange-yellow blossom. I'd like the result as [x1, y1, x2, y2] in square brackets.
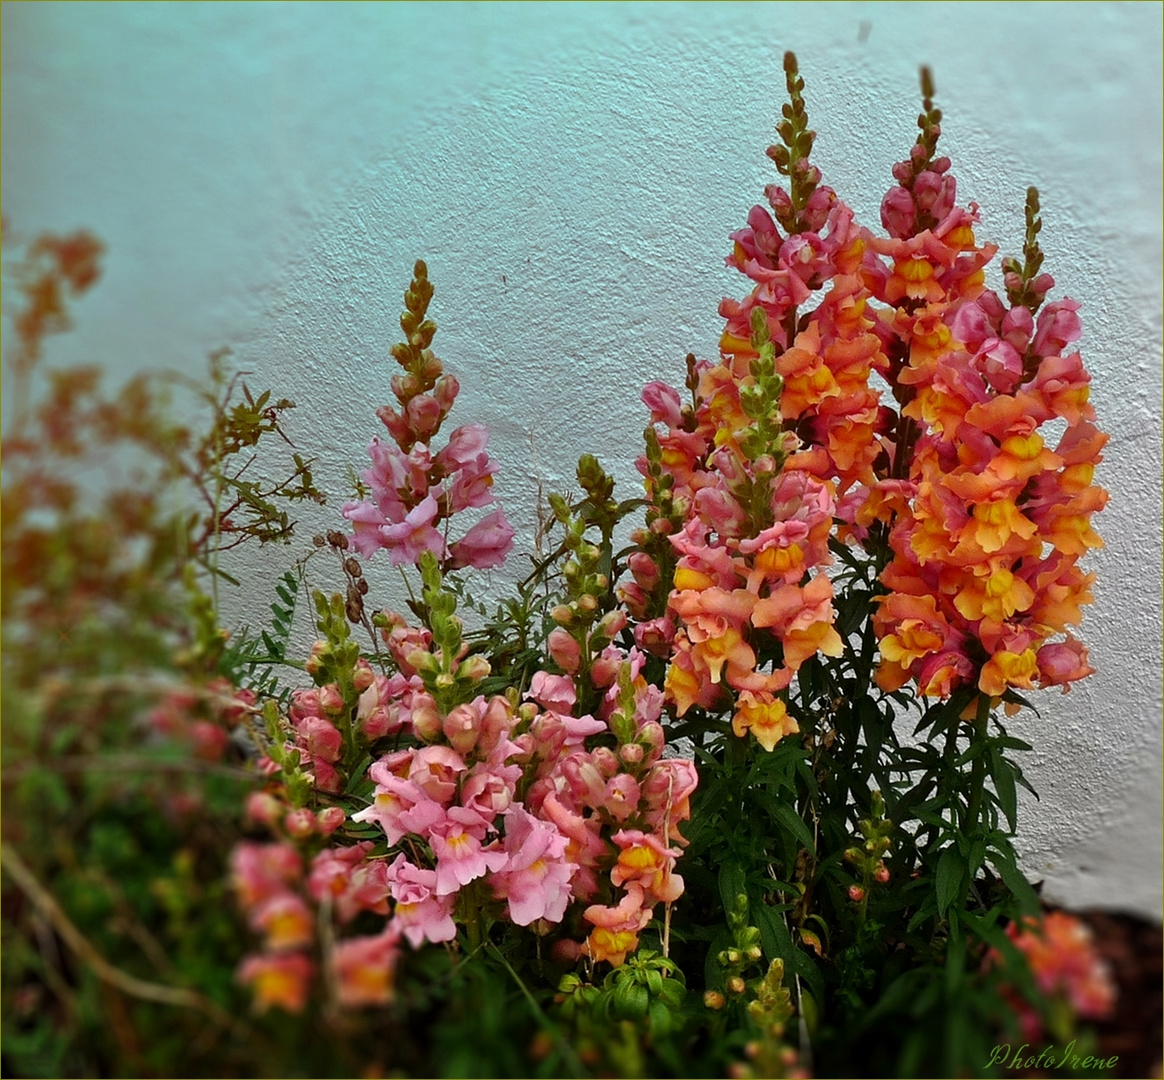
[732, 691, 799, 752]
[953, 565, 1036, 624]
[978, 649, 1039, 696]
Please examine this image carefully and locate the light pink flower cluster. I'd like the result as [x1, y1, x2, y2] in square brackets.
[351, 624, 698, 969]
[232, 609, 698, 1011]
[342, 260, 514, 570]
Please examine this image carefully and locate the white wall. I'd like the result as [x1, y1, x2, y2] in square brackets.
[4, 1, 1161, 918]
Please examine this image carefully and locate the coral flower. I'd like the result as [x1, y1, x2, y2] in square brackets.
[236, 952, 314, 1014]
[732, 691, 798, 752]
[331, 928, 402, 1008]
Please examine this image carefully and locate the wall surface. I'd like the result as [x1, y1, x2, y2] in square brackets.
[4, 1, 1161, 918]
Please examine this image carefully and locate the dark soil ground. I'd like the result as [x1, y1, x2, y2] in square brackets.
[1078, 909, 1162, 1080]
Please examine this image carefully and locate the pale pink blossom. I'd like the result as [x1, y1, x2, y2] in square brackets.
[378, 494, 446, 565]
[449, 508, 515, 569]
[231, 842, 303, 908]
[430, 807, 509, 895]
[527, 671, 577, 714]
[295, 715, 342, 764]
[386, 855, 457, 947]
[490, 806, 577, 926]
[434, 423, 491, 470]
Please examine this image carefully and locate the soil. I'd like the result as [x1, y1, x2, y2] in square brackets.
[1078, 908, 1163, 1080]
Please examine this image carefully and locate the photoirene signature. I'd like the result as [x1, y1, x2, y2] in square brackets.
[987, 1041, 1118, 1072]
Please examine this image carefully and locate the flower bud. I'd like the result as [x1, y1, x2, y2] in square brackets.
[245, 791, 283, 828]
[619, 741, 645, 766]
[874, 864, 890, 884]
[548, 628, 582, 674]
[704, 990, 726, 1010]
[597, 609, 628, 638]
[848, 885, 866, 903]
[576, 593, 598, 615]
[443, 703, 480, 757]
[410, 695, 443, 742]
[304, 640, 328, 677]
[316, 806, 346, 836]
[318, 684, 345, 716]
[284, 808, 316, 839]
[727, 976, 747, 996]
[550, 604, 574, 626]
[457, 654, 492, 682]
[352, 662, 375, 693]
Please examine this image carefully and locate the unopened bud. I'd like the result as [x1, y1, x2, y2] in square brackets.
[352, 663, 375, 693]
[245, 791, 283, 828]
[551, 605, 574, 626]
[619, 742, 644, 766]
[318, 685, 345, 715]
[727, 976, 747, 996]
[458, 654, 492, 681]
[284, 808, 316, 839]
[848, 885, 866, 903]
[703, 990, 726, 1010]
[316, 806, 346, 836]
[411, 697, 443, 742]
[874, 864, 890, 884]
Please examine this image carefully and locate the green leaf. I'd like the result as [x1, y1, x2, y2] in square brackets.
[769, 799, 817, 855]
[936, 847, 966, 917]
[990, 748, 1018, 832]
[987, 846, 1040, 916]
[718, 860, 748, 919]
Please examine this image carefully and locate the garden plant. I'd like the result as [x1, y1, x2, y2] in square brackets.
[1, 56, 1121, 1078]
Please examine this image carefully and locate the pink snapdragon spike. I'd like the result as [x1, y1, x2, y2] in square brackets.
[342, 261, 515, 572]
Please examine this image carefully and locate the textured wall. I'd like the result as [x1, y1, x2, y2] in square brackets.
[4, 1, 1161, 917]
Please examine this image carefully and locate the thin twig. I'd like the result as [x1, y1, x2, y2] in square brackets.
[1, 842, 235, 1027]
[2, 754, 254, 781]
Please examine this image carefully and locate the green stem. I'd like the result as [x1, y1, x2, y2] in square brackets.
[964, 693, 991, 835]
[486, 943, 589, 1079]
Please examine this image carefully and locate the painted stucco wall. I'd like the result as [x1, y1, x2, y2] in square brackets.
[4, 1, 1161, 918]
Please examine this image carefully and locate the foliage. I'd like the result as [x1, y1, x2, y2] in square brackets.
[0, 56, 1118, 1080]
